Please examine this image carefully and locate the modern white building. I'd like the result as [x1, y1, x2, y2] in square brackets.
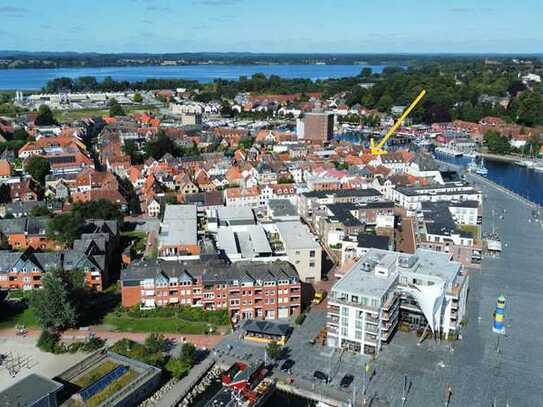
[327, 248, 469, 356]
[392, 182, 482, 211]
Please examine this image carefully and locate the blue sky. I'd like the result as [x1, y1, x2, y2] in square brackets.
[0, 0, 541, 53]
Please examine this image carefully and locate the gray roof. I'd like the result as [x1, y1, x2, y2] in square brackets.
[121, 257, 299, 285]
[275, 221, 320, 251]
[160, 204, 198, 247]
[268, 199, 298, 218]
[241, 319, 291, 336]
[0, 373, 62, 406]
[216, 206, 255, 226]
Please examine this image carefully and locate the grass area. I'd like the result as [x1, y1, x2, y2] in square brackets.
[87, 369, 139, 407]
[103, 315, 222, 334]
[54, 105, 159, 122]
[459, 224, 480, 240]
[73, 361, 119, 388]
[121, 230, 147, 255]
[0, 306, 40, 329]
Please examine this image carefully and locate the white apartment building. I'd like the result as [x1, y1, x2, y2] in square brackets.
[392, 182, 482, 211]
[327, 249, 468, 356]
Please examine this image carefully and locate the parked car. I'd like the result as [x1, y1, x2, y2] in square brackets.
[340, 374, 354, 388]
[312, 290, 327, 304]
[313, 370, 328, 383]
[280, 359, 295, 372]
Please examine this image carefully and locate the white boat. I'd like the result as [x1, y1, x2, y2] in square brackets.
[467, 158, 488, 175]
[533, 164, 543, 172]
[435, 147, 463, 157]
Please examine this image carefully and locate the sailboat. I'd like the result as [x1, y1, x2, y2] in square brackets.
[475, 158, 488, 175]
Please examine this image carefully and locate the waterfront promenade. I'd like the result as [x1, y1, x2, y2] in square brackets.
[364, 174, 543, 406]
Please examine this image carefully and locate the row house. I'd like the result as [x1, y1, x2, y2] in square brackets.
[121, 258, 301, 321]
[0, 217, 56, 251]
[0, 247, 107, 291]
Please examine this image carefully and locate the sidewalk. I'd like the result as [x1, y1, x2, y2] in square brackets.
[0, 327, 223, 349]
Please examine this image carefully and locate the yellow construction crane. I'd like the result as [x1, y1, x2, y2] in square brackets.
[368, 89, 426, 156]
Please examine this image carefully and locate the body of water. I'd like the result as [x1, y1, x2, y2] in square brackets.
[0, 64, 388, 90]
[435, 152, 543, 206]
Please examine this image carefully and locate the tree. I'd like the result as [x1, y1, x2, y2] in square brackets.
[12, 128, 29, 141]
[265, 340, 283, 360]
[31, 269, 78, 330]
[0, 184, 10, 204]
[109, 98, 125, 117]
[132, 92, 143, 103]
[35, 105, 57, 126]
[512, 91, 543, 127]
[145, 333, 168, 354]
[47, 212, 83, 244]
[25, 155, 50, 185]
[122, 140, 143, 164]
[29, 205, 51, 217]
[484, 130, 511, 155]
[180, 342, 196, 363]
[144, 130, 178, 159]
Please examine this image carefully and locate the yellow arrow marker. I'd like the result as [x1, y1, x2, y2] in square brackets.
[369, 89, 426, 156]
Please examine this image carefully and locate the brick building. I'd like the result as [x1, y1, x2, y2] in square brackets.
[303, 112, 334, 144]
[121, 258, 301, 320]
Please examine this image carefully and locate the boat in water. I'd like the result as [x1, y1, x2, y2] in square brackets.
[205, 361, 276, 407]
[467, 158, 488, 176]
[435, 146, 463, 157]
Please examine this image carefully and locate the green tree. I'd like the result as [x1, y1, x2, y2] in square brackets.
[144, 130, 178, 159]
[46, 212, 83, 244]
[25, 155, 50, 185]
[484, 130, 511, 155]
[12, 128, 29, 141]
[180, 342, 196, 363]
[31, 269, 78, 330]
[35, 105, 57, 126]
[122, 140, 143, 164]
[265, 340, 283, 360]
[144, 333, 168, 354]
[512, 91, 543, 127]
[109, 98, 125, 117]
[132, 92, 143, 103]
[29, 205, 51, 217]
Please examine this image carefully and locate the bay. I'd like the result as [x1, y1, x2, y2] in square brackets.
[0, 64, 387, 90]
[435, 153, 543, 206]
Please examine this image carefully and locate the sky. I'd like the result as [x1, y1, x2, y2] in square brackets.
[0, 0, 541, 54]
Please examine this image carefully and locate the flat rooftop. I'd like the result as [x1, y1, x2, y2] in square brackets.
[0, 374, 62, 406]
[275, 221, 320, 250]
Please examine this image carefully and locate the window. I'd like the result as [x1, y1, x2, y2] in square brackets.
[309, 250, 316, 258]
[341, 327, 348, 336]
[309, 262, 315, 268]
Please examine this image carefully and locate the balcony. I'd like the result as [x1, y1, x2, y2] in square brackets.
[365, 325, 378, 334]
[364, 333, 377, 343]
[328, 304, 340, 315]
[327, 325, 339, 335]
[327, 315, 339, 325]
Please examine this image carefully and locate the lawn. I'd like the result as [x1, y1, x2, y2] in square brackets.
[0, 306, 40, 329]
[103, 314, 222, 335]
[73, 361, 119, 388]
[459, 224, 481, 240]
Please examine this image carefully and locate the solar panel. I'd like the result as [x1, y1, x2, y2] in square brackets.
[79, 365, 129, 401]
